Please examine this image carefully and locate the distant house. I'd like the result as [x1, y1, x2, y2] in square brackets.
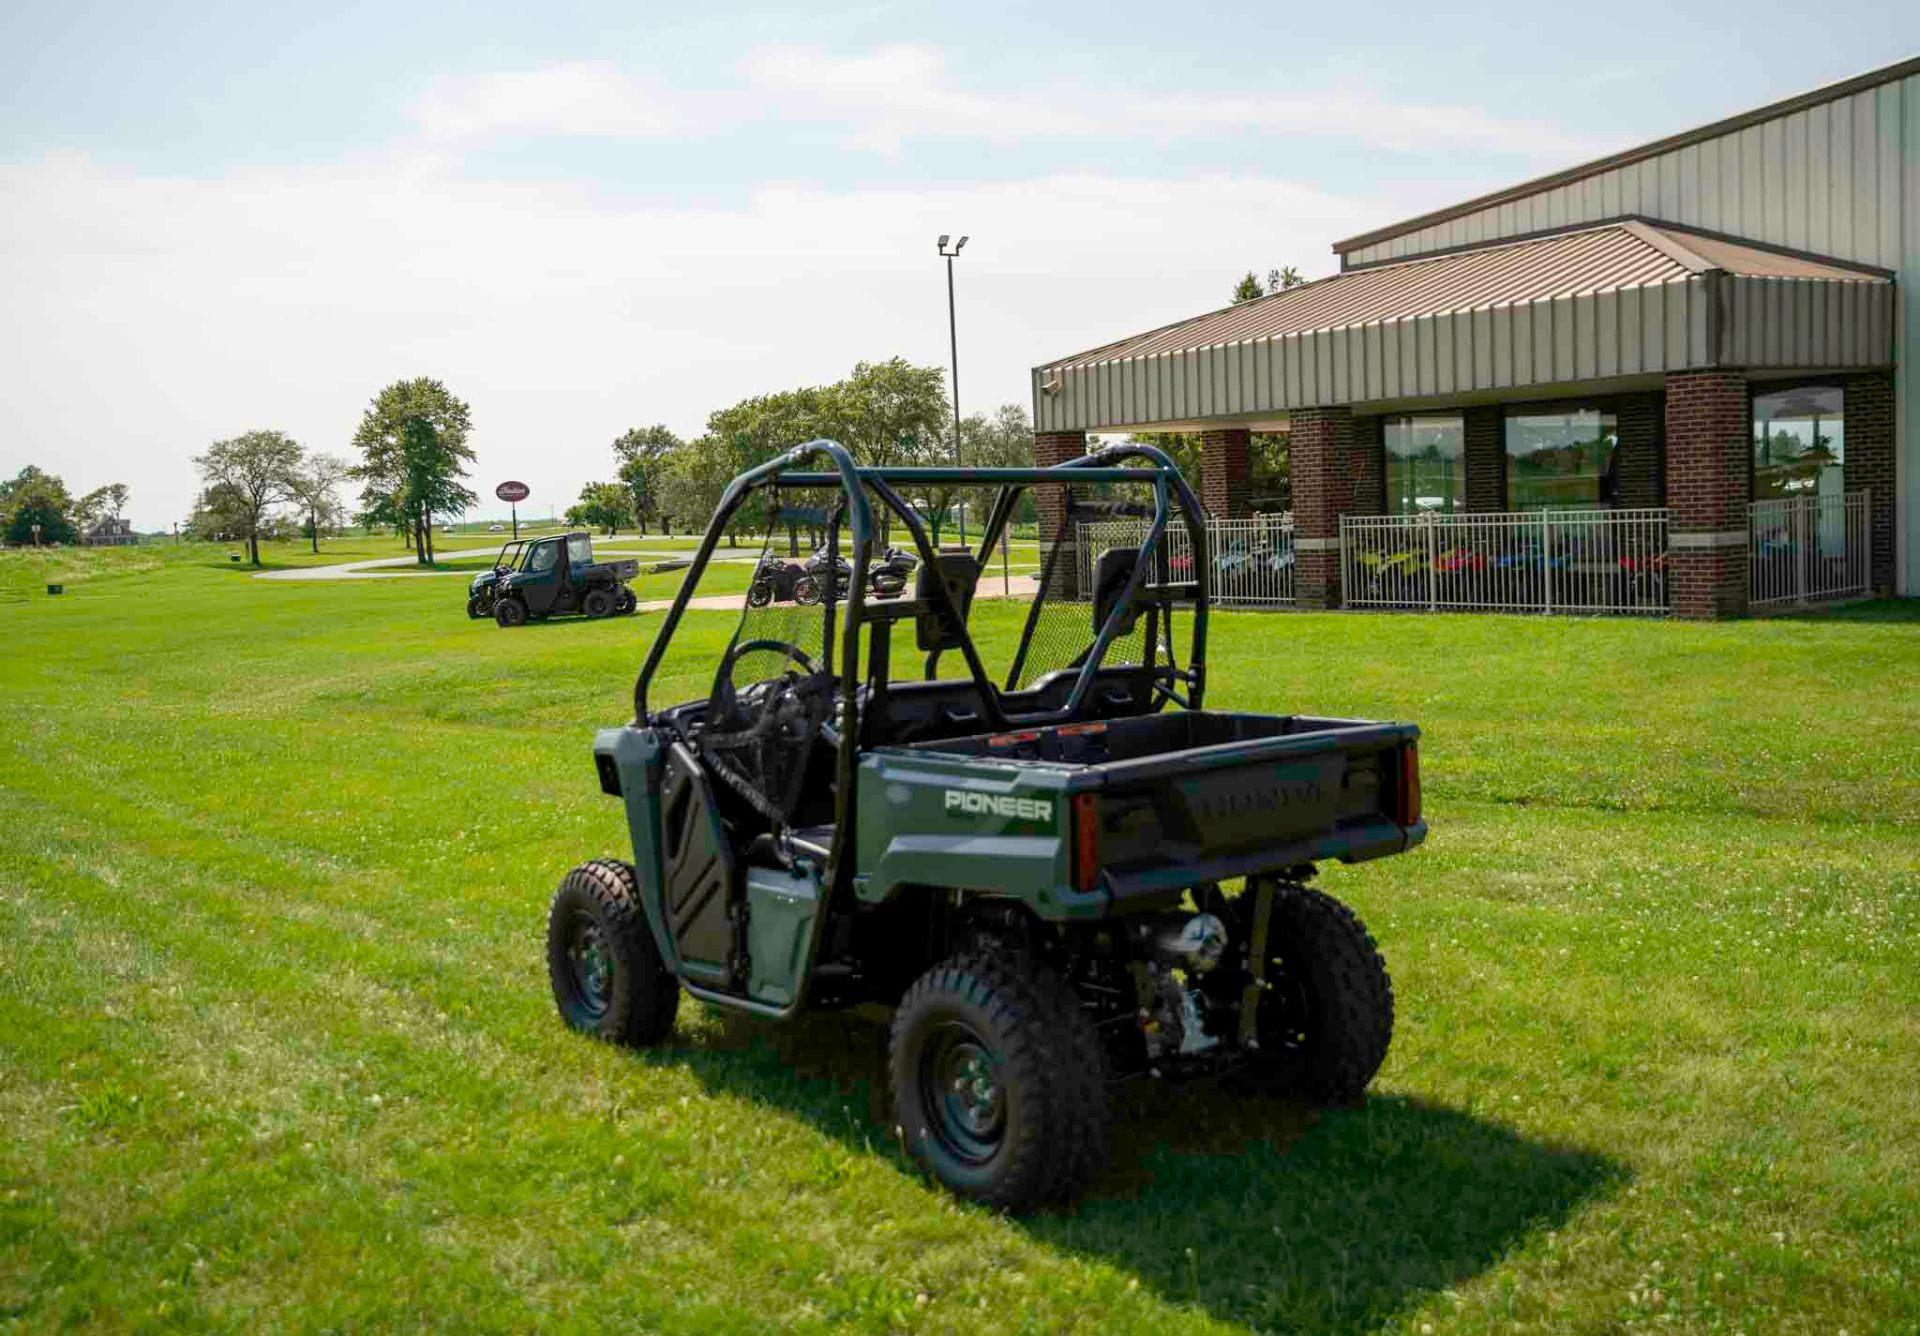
[86, 517, 137, 547]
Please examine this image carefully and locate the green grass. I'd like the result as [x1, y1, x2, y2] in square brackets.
[2, 552, 1916, 1333]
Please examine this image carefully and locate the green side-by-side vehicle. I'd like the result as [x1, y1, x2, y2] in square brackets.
[468, 531, 639, 625]
[543, 441, 1426, 1211]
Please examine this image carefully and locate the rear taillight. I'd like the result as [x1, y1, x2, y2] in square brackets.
[1071, 793, 1101, 892]
[1396, 742, 1421, 828]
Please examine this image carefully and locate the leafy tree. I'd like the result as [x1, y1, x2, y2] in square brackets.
[192, 431, 303, 564]
[289, 453, 350, 555]
[612, 424, 684, 534]
[3, 466, 76, 545]
[816, 358, 949, 468]
[652, 441, 739, 544]
[901, 403, 1034, 543]
[350, 377, 477, 564]
[72, 483, 131, 531]
[566, 482, 632, 535]
[188, 481, 251, 541]
[1231, 265, 1307, 305]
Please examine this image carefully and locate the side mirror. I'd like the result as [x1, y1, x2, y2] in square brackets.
[1091, 547, 1142, 636]
[916, 550, 980, 652]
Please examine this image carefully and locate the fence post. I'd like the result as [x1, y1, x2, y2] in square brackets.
[1541, 512, 1553, 615]
[1424, 516, 1437, 611]
[1795, 498, 1808, 606]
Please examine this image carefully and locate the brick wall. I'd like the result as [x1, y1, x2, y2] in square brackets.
[1033, 430, 1086, 598]
[1464, 406, 1504, 511]
[1200, 428, 1250, 518]
[1843, 371, 1896, 595]
[1291, 407, 1352, 608]
[1665, 370, 1749, 618]
[1615, 394, 1663, 508]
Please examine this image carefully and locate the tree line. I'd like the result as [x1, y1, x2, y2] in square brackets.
[188, 376, 470, 566]
[0, 468, 133, 546]
[564, 356, 1034, 545]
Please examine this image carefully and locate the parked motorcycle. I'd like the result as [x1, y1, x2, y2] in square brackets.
[747, 553, 806, 607]
[793, 546, 919, 604]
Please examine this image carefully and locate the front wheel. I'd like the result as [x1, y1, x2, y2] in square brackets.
[616, 586, 638, 615]
[546, 860, 680, 1047]
[1239, 884, 1393, 1103]
[466, 595, 489, 619]
[890, 953, 1110, 1213]
[494, 597, 528, 628]
[793, 576, 820, 606]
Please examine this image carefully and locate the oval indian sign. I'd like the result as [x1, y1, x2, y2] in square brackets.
[495, 480, 530, 503]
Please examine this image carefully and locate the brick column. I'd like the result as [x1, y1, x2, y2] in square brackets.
[1843, 371, 1896, 595]
[1290, 407, 1352, 609]
[1348, 416, 1385, 516]
[1200, 428, 1251, 518]
[1615, 394, 1664, 508]
[1464, 406, 1505, 511]
[1665, 370, 1750, 619]
[1034, 430, 1087, 598]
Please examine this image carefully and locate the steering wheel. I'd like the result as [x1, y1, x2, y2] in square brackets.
[710, 637, 819, 717]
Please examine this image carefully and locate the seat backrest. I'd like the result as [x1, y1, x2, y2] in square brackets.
[915, 549, 981, 652]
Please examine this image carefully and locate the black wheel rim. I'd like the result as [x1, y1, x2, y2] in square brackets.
[563, 909, 613, 1021]
[1257, 955, 1314, 1056]
[919, 1022, 1006, 1166]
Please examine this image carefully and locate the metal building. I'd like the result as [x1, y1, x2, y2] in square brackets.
[1031, 56, 1919, 617]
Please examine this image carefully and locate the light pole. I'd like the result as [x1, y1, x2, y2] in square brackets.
[937, 233, 968, 546]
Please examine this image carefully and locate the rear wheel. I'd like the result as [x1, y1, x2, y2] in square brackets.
[583, 588, 615, 619]
[890, 953, 1109, 1212]
[494, 597, 528, 628]
[1239, 884, 1393, 1103]
[546, 860, 680, 1047]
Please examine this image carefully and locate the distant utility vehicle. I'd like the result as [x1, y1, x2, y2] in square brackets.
[545, 441, 1425, 1211]
[470, 531, 639, 625]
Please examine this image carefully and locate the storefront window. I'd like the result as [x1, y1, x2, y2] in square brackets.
[1505, 408, 1618, 510]
[1752, 385, 1844, 499]
[1383, 414, 1463, 513]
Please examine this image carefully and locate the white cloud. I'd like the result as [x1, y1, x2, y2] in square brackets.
[415, 64, 691, 139]
[415, 45, 1627, 160]
[0, 153, 1383, 528]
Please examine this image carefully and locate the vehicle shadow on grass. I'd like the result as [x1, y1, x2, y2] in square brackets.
[657, 1010, 1625, 1335]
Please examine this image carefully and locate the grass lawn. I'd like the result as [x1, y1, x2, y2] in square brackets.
[2, 551, 1916, 1333]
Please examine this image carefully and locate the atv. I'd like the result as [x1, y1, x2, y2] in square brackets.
[545, 440, 1425, 1211]
[476, 531, 640, 626]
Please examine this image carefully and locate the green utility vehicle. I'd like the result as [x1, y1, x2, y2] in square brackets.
[546, 441, 1425, 1211]
[470, 531, 639, 625]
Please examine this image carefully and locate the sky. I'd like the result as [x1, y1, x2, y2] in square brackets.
[3, 2, 1916, 529]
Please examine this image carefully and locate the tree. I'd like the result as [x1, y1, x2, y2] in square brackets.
[611, 424, 684, 534]
[816, 358, 950, 468]
[289, 453, 350, 555]
[72, 483, 131, 532]
[1231, 265, 1307, 305]
[350, 377, 477, 564]
[567, 482, 632, 535]
[901, 403, 1034, 542]
[3, 466, 76, 545]
[192, 431, 302, 564]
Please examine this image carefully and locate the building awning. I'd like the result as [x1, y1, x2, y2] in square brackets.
[1032, 218, 1894, 434]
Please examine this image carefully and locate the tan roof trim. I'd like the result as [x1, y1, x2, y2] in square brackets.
[1332, 53, 1920, 257]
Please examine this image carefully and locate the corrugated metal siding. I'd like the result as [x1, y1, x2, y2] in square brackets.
[1343, 85, 1911, 272]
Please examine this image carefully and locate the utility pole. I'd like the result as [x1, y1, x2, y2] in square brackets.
[937, 234, 969, 546]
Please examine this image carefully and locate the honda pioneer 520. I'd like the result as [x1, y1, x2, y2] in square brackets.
[545, 441, 1425, 1211]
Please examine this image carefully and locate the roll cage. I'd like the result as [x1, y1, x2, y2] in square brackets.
[633, 438, 1213, 732]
